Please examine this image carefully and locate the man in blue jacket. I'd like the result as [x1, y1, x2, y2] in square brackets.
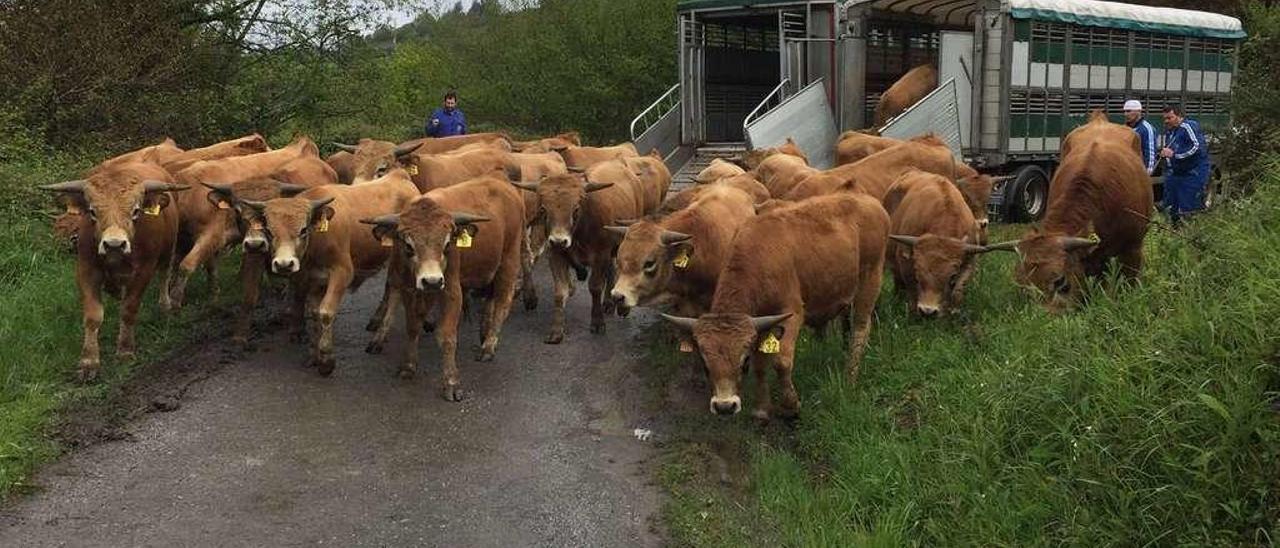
[1123, 99, 1157, 176]
[1159, 104, 1210, 224]
[425, 90, 467, 137]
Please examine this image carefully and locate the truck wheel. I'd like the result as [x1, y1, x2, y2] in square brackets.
[1007, 165, 1049, 222]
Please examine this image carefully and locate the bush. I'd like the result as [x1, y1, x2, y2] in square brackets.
[1222, 3, 1280, 194]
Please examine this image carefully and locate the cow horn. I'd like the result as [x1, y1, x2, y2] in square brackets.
[143, 180, 189, 193]
[201, 182, 233, 194]
[359, 214, 400, 227]
[566, 166, 586, 173]
[1060, 236, 1098, 250]
[988, 175, 1016, 183]
[614, 218, 638, 226]
[449, 211, 490, 225]
[510, 180, 540, 192]
[238, 198, 268, 211]
[750, 313, 793, 332]
[964, 243, 988, 254]
[276, 183, 309, 196]
[603, 226, 629, 237]
[660, 230, 692, 245]
[889, 235, 920, 247]
[40, 180, 88, 193]
[309, 197, 335, 212]
[393, 142, 423, 158]
[331, 142, 359, 153]
[659, 313, 698, 331]
[984, 240, 1019, 253]
[584, 181, 614, 193]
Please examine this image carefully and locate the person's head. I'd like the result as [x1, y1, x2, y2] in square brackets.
[1123, 99, 1143, 124]
[1162, 104, 1184, 129]
[443, 90, 458, 112]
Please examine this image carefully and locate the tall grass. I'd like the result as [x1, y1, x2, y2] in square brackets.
[664, 164, 1280, 545]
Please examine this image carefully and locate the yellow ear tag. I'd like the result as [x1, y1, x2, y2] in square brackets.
[380, 235, 394, 247]
[65, 203, 82, 215]
[217, 200, 231, 210]
[405, 164, 419, 175]
[455, 231, 473, 248]
[759, 332, 781, 354]
[316, 217, 329, 233]
[678, 340, 694, 353]
[143, 203, 161, 216]
[672, 249, 690, 269]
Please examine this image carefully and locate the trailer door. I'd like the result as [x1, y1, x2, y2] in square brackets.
[744, 79, 838, 169]
[679, 17, 705, 145]
[939, 31, 974, 150]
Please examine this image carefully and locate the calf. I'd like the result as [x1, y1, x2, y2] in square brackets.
[330, 139, 424, 183]
[236, 170, 420, 374]
[512, 162, 648, 343]
[41, 162, 187, 381]
[363, 177, 525, 400]
[503, 152, 570, 311]
[882, 170, 989, 316]
[404, 146, 507, 193]
[661, 193, 889, 419]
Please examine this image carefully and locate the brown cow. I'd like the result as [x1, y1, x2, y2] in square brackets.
[986, 111, 1152, 312]
[330, 139, 424, 184]
[835, 130, 900, 166]
[397, 132, 512, 155]
[512, 132, 581, 153]
[160, 134, 271, 174]
[882, 170, 989, 316]
[874, 65, 938, 127]
[362, 177, 525, 400]
[94, 138, 185, 171]
[503, 152, 570, 311]
[786, 135, 968, 201]
[622, 150, 673, 212]
[201, 178, 310, 344]
[557, 142, 639, 169]
[236, 170, 420, 375]
[41, 162, 187, 381]
[754, 153, 818, 198]
[168, 137, 336, 306]
[511, 162, 648, 343]
[403, 146, 508, 193]
[735, 137, 809, 171]
[660, 193, 889, 419]
[326, 151, 356, 185]
[609, 185, 756, 319]
[659, 172, 770, 215]
[695, 158, 746, 184]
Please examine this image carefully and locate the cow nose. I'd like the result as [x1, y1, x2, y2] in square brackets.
[610, 291, 626, 304]
[977, 218, 990, 228]
[548, 235, 571, 248]
[918, 304, 940, 317]
[272, 258, 298, 273]
[711, 399, 741, 415]
[100, 237, 130, 255]
[417, 275, 444, 290]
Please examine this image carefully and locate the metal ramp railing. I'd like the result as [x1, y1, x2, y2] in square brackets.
[629, 83, 680, 142]
[741, 78, 791, 137]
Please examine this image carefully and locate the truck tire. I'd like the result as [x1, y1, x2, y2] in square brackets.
[1006, 165, 1049, 222]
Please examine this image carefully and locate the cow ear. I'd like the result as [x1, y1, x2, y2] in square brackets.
[312, 205, 336, 223]
[144, 193, 172, 211]
[55, 191, 87, 213]
[455, 223, 480, 239]
[204, 187, 234, 209]
[371, 224, 397, 244]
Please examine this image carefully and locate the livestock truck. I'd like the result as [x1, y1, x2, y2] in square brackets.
[630, 0, 1245, 222]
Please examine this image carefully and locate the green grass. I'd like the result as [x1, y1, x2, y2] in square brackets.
[659, 163, 1280, 546]
[0, 157, 234, 498]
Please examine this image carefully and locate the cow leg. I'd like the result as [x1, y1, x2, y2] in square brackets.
[366, 285, 401, 355]
[116, 261, 158, 362]
[846, 271, 884, 384]
[76, 266, 105, 382]
[400, 292, 427, 380]
[600, 262, 618, 316]
[365, 276, 393, 332]
[1118, 244, 1144, 284]
[773, 316, 804, 418]
[312, 268, 352, 376]
[158, 245, 176, 313]
[234, 254, 265, 346]
[204, 252, 220, 301]
[438, 282, 464, 401]
[170, 229, 221, 308]
[750, 352, 773, 421]
[478, 258, 521, 362]
[588, 258, 609, 335]
[545, 251, 572, 344]
[949, 259, 979, 310]
[289, 278, 310, 344]
[520, 226, 542, 310]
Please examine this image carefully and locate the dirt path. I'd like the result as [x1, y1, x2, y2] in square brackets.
[0, 270, 667, 547]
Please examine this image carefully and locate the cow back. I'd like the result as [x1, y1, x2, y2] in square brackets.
[300, 171, 420, 273]
[874, 65, 938, 126]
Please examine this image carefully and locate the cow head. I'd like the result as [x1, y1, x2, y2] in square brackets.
[511, 173, 612, 249]
[890, 234, 987, 316]
[235, 196, 336, 274]
[661, 312, 792, 415]
[362, 200, 487, 291]
[607, 222, 692, 313]
[956, 174, 1004, 241]
[987, 229, 1097, 312]
[331, 139, 422, 183]
[204, 179, 309, 254]
[41, 173, 186, 257]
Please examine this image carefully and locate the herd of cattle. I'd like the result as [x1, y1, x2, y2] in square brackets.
[44, 109, 1152, 418]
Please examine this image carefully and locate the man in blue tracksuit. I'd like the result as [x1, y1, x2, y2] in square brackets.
[1123, 99, 1157, 176]
[424, 90, 467, 137]
[1159, 104, 1210, 224]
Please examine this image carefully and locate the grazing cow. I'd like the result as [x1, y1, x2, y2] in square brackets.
[363, 177, 525, 400]
[397, 132, 512, 155]
[329, 139, 425, 183]
[201, 178, 310, 344]
[661, 193, 889, 419]
[609, 185, 756, 320]
[41, 162, 187, 381]
[659, 172, 770, 215]
[874, 65, 938, 127]
[512, 161, 648, 343]
[403, 146, 508, 193]
[882, 170, 989, 316]
[835, 131, 900, 166]
[168, 138, 336, 306]
[622, 150, 674, 212]
[696, 158, 746, 184]
[735, 137, 809, 171]
[986, 111, 1153, 312]
[503, 152, 570, 310]
[236, 170, 419, 375]
[754, 152, 818, 198]
[557, 143, 639, 169]
[786, 135, 969, 201]
[326, 150, 356, 185]
[512, 132, 582, 154]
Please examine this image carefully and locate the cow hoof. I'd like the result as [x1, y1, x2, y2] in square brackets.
[602, 301, 616, 315]
[365, 341, 385, 355]
[398, 367, 416, 380]
[422, 322, 436, 334]
[116, 350, 137, 362]
[76, 362, 100, 383]
[524, 296, 538, 311]
[441, 384, 464, 402]
[476, 349, 496, 362]
[364, 319, 380, 332]
[316, 358, 336, 377]
[544, 332, 564, 345]
[590, 322, 606, 335]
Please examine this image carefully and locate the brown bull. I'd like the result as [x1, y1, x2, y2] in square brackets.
[201, 178, 310, 344]
[169, 138, 336, 306]
[695, 158, 746, 184]
[661, 193, 889, 419]
[987, 111, 1152, 312]
[609, 185, 756, 320]
[330, 139, 424, 183]
[659, 172, 770, 215]
[235, 170, 419, 375]
[835, 130, 900, 166]
[512, 161, 649, 343]
[503, 152, 569, 311]
[882, 170, 990, 316]
[362, 177, 525, 400]
[557, 142, 639, 169]
[874, 65, 938, 127]
[512, 132, 581, 153]
[403, 146, 508, 193]
[41, 163, 187, 381]
[397, 132, 512, 155]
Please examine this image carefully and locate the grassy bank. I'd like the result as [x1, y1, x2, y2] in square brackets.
[660, 161, 1280, 545]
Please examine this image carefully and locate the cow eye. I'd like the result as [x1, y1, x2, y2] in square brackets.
[643, 259, 657, 274]
[131, 204, 141, 219]
[298, 225, 310, 236]
[375, 164, 389, 176]
[87, 207, 97, 220]
[1053, 276, 1070, 294]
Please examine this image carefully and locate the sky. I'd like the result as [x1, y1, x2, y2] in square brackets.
[381, 0, 477, 28]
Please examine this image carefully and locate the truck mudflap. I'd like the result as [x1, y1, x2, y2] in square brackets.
[877, 77, 963, 160]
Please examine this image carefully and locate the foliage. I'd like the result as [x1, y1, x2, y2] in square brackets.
[1222, 2, 1280, 194]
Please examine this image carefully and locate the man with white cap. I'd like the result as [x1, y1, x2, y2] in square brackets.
[1123, 99, 1157, 176]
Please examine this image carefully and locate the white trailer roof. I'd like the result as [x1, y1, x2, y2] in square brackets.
[847, 0, 1245, 39]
